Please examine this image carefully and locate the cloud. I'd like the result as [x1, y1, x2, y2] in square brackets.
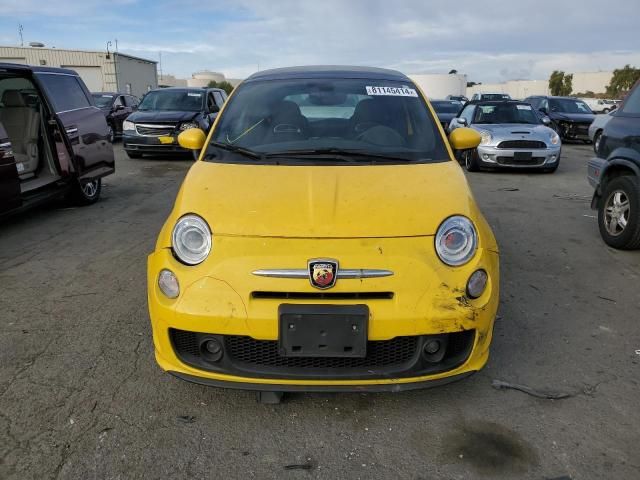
[1, 0, 639, 82]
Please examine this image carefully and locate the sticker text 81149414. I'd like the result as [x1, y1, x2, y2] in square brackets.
[366, 86, 418, 97]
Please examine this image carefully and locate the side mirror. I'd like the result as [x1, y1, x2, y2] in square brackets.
[178, 128, 206, 151]
[456, 117, 468, 126]
[538, 107, 547, 114]
[209, 104, 220, 114]
[449, 127, 481, 150]
[542, 116, 551, 125]
[114, 104, 125, 111]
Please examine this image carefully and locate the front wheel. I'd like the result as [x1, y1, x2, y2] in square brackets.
[463, 149, 479, 172]
[107, 124, 115, 143]
[593, 131, 602, 154]
[69, 178, 102, 205]
[597, 176, 640, 249]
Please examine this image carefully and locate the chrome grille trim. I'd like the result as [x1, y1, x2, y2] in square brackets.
[251, 269, 393, 279]
[134, 123, 177, 136]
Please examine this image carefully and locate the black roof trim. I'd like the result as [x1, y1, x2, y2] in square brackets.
[245, 65, 410, 82]
[0, 63, 79, 75]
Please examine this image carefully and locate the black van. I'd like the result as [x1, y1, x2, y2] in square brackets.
[0, 63, 115, 217]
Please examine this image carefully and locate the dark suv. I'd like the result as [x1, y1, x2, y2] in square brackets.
[524, 95, 595, 142]
[92, 92, 139, 142]
[587, 80, 640, 249]
[0, 63, 114, 218]
[122, 87, 227, 158]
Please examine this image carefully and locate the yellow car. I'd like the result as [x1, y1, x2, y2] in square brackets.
[148, 66, 499, 402]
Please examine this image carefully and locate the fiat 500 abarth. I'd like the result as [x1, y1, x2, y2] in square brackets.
[147, 66, 499, 400]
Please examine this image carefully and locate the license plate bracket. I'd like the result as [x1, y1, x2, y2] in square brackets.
[278, 304, 369, 358]
[513, 151, 533, 161]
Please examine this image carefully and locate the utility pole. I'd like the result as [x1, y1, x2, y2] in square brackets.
[18, 24, 23, 47]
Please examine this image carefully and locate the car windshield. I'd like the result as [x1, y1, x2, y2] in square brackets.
[92, 94, 113, 108]
[137, 90, 204, 112]
[549, 98, 593, 114]
[473, 103, 540, 124]
[431, 101, 462, 114]
[208, 78, 448, 163]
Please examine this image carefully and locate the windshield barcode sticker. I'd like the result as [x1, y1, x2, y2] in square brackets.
[366, 86, 418, 97]
[516, 104, 532, 110]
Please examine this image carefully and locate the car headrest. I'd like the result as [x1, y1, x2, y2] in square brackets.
[2, 90, 26, 107]
[351, 98, 388, 124]
[272, 100, 304, 121]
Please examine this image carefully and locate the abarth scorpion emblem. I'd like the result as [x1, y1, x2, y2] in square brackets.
[308, 259, 338, 289]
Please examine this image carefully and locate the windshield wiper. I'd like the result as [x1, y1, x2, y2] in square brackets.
[263, 148, 416, 163]
[208, 141, 265, 160]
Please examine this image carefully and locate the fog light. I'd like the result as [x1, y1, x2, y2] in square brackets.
[483, 154, 490, 160]
[550, 155, 557, 162]
[422, 336, 447, 363]
[466, 269, 488, 299]
[201, 338, 223, 362]
[158, 269, 179, 298]
[424, 340, 441, 354]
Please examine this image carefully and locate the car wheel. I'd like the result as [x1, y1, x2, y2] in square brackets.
[464, 149, 479, 172]
[598, 176, 640, 249]
[70, 178, 102, 205]
[107, 124, 115, 143]
[543, 162, 559, 173]
[126, 151, 143, 159]
[593, 131, 602, 154]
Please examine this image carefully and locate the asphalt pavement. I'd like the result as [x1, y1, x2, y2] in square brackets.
[1, 143, 639, 479]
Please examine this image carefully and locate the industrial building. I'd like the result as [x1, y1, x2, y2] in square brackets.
[0, 45, 157, 97]
[409, 73, 467, 99]
[466, 71, 614, 99]
[159, 70, 243, 89]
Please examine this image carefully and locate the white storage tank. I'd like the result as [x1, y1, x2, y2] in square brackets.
[409, 73, 467, 99]
[187, 71, 226, 88]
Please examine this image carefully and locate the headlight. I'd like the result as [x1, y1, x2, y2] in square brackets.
[550, 132, 560, 145]
[435, 216, 478, 266]
[172, 214, 212, 265]
[479, 130, 492, 145]
[179, 122, 199, 131]
[123, 120, 135, 131]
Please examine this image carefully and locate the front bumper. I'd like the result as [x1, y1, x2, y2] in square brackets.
[123, 133, 189, 154]
[587, 156, 606, 189]
[557, 122, 590, 140]
[477, 144, 561, 168]
[148, 235, 499, 390]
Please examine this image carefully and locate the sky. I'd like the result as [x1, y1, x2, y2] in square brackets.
[0, 0, 639, 83]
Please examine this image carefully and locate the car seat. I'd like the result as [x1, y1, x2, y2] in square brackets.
[0, 90, 40, 178]
[266, 100, 309, 143]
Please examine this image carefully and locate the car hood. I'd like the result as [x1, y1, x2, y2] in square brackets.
[472, 123, 554, 140]
[549, 112, 594, 123]
[127, 110, 199, 123]
[168, 160, 482, 238]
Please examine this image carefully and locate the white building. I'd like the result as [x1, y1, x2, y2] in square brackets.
[0, 45, 157, 98]
[409, 73, 467, 99]
[466, 71, 614, 99]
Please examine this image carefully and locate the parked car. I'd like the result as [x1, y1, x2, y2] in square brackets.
[524, 95, 595, 142]
[91, 92, 139, 142]
[588, 111, 615, 153]
[122, 87, 227, 158]
[446, 94, 468, 103]
[581, 98, 616, 114]
[147, 66, 499, 402]
[0, 63, 114, 217]
[470, 93, 511, 101]
[430, 99, 463, 130]
[448, 100, 561, 172]
[587, 79, 640, 249]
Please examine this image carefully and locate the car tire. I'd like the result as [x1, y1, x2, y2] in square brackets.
[597, 176, 640, 249]
[126, 151, 143, 159]
[107, 124, 115, 143]
[463, 149, 479, 172]
[69, 178, 102, 205]
[593, 131, 602, 154]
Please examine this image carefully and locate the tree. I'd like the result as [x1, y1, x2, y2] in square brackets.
[448, 69, 458, 74]
[606, 65, 640, 98]
[549, 70, 573, 96]
[207, 80, 234, 95]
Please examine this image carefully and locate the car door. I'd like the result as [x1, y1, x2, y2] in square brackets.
[34, 71, 114, 181]
[111, 95, 129, 133]
[601, 81, 640, 158]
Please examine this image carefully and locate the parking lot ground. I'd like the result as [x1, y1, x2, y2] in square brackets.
[1, 144, 639, 480]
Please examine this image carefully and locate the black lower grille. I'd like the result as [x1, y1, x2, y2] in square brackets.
[251, 291, 393, 300]
[496, 156, 545, 166]
[169, 328, 475, 380]
[497, 140, 546, 149]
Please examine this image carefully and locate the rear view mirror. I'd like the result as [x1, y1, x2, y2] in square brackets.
[178, 128, 206, 150]
[449, 127, 481, 150]
[456, 118, 468, 126]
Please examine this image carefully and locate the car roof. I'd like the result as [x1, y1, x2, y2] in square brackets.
[245, 65, 409, 82]
[0, 63, 79, 76]
[467, 100, 531, 106]
[148, 87, 225, 93]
